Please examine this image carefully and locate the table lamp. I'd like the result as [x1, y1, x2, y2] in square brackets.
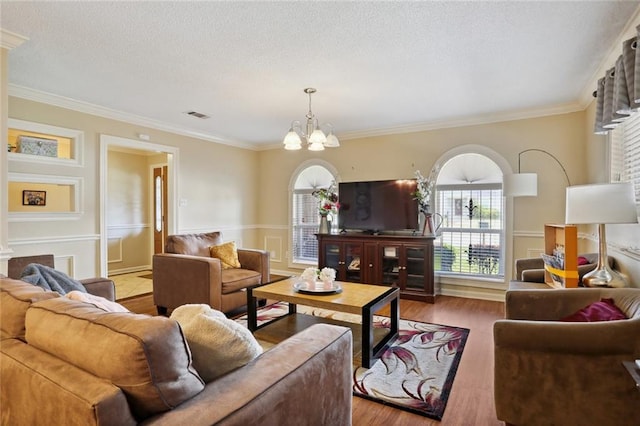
[565, 182, 638, 287]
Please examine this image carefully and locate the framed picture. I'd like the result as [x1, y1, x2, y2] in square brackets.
[22, 190, 46, 206]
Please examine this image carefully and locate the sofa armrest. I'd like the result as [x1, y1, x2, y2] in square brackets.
[237, 249, 270, 284]
[79, 278, 116, 302]
[520, 269, 545, 283]
[152, 253, 222, 311]
[514, 257, 543, 280]
[142, 324, 353, 426]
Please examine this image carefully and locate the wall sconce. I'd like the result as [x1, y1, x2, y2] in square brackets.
[503, 149, 571, 197]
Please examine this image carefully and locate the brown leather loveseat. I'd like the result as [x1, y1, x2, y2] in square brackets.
[153, 232, 270, 315]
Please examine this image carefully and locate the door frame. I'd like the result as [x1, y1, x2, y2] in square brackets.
[99, 134, 179, 277]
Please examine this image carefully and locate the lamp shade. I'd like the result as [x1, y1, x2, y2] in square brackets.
[565, 182, 638, 224]
[324, 131, 340, 147]
[283, 129, 302, 150]
[503, 173, 537, 197]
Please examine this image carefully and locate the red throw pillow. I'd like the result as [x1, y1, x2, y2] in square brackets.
[577, 256, 590, 266]
[561, 298, 628, 322]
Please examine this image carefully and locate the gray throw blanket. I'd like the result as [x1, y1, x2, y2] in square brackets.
[20, 263, 87, 295]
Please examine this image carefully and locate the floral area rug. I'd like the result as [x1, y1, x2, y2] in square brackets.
[234, 302, 469, 420]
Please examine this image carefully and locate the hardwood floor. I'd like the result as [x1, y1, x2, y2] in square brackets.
[119, 294, 505, 426]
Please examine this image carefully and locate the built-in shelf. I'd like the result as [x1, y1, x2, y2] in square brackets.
[8, 118, 84, 167]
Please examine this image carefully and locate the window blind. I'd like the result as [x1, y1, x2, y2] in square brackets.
[611, 112, 640, 203]
[292, 190, 319, 262]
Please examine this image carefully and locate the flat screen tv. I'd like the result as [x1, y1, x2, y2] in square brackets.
[338, 179, 418, 233]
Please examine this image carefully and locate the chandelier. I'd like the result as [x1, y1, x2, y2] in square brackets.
[283, 88, 340, 151]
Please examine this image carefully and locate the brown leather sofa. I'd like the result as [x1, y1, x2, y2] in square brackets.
[494, 288, 640, 426]
[7, 254, 116, 301]
[153, 232, 270, 315]
[1, 278, 353, 425]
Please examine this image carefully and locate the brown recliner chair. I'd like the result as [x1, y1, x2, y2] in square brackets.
[494, 288, 640, 426]
[152, 232, 270, 315]
[7, 254, 116, 301]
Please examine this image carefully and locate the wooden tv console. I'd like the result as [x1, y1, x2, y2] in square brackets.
[317, 233, 435, 303]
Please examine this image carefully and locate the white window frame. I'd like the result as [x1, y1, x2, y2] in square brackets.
[288, 160, 339, 269]
[435, 183, 505, 277]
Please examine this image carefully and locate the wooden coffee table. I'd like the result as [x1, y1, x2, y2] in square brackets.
[247, 277, 399, 368]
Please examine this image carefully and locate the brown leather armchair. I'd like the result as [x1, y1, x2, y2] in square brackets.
[7, 254, 116, 301]
[494, 288, 640, 426]
[152, 232, 270, 315]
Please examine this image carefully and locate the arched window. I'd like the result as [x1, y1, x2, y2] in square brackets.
[434, 153, 505, 277]
[290, 163, 338, 264]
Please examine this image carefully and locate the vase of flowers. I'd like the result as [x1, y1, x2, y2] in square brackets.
[313, 181, 339, 234]
[301, 267, 337, 289]
[412, 167, 439, 235]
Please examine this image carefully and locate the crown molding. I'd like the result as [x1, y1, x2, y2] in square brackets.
[339, 102, 584, 140]
[8, 84, 257, 151]
[8, 85, 587, 154]
[258, 101, 584, 151]
[1, 29, 28, 50]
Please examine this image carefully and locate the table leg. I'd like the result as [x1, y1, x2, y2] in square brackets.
[247, 287, 257, 332]
[362, 307, 373, 368]
[390, 294, 399, 339]
[362, 288, 400, 368]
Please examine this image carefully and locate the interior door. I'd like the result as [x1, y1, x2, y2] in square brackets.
[153, 166, 168, 254]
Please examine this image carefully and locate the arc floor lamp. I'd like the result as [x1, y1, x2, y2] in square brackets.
[503, 149, 571, 197]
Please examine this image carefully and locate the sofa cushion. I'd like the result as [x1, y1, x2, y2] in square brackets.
[561, 298, 628, 322]
[166, 232, 223, 256]
[0, 278, 60, 340]
[210, 241, 241, 269]
[221, 269, 261, 294]
[25, 297, 204, 420]
[170, 304, 263, 382]
[1, 338, 137, 426]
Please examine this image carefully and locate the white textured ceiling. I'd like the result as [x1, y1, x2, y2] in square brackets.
[1, 1, 639, 149]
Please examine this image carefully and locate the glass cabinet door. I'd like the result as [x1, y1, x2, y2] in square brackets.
[344, 243, 362, 282]
[405, 246, 426, 291]
[323, 243, 341, 271]
[381, 245, 400, 286]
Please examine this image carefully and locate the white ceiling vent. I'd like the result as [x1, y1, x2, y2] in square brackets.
[185, 111, 210, 119]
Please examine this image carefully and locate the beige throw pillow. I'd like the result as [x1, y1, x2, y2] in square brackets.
[170, 304, 263, 382]
[209, 241, 241, 269]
